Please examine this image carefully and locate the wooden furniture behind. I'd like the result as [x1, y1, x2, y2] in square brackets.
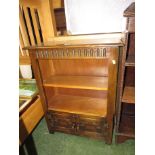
[19, 79, 44, 145]
[54, 7, 67, 35]
[19, 95, 44, 145]
[19, 0, 56, 144]
[115, 2, 135, 143]
[52, 0, 64, 9]
[25, 33, 124, 144]
[19, 0, 57, 65]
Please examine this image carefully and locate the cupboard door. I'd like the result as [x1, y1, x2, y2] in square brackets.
[46, 111, 76, 134]
[78, 115, 103, 133]
[76, 115, 106, 139]
[46, 111, 107, 139]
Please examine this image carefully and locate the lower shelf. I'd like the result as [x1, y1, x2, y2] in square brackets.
[116, 132, 134, 138]
[48, 95, 107, 117]
[117, 114, 135, 138]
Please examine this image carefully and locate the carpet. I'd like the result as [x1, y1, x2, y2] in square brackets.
[20, 118, 135, 155]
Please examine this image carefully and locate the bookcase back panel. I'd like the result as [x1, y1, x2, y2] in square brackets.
[122, 103, 135, 116]
[38, 59, 108, 79]
[34, 46, 117, 80]
[52, 59, 108, 76]
[124, 67, 135, 87]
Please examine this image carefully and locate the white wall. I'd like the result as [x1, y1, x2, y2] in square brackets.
[64, 0, 134, 34]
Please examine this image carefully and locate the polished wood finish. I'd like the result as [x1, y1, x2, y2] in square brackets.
[19, 96, 44, 145]
[125, 55, 135, 66]
[19, 0, 57, 145]
[45, 87, 107, 99]
[127, 33, 135, 58]
[48, 95, 107, 117]
[19, 56, 31, 65]
[124, 3, 135, 33]
[52, 0, 64, 9]
[27, 33, 123, 144]
[47, 110, 106, 140]
[122, 87, 135, 104]
[115, 2, 135, 143]
[29, 52, 48, 113]
[23, 6, 36, 45]
[30, 8, 42, 44]
[43, 76, 108, 91]
[19, 6, 30, 47]
[115, 114, 134, 143]
[19, 0, 57, 41]
[47, 33, 125, 46]
[19, 0, 57, 65]
[124, 67, 135, 87]
[127, 17, 135, 32]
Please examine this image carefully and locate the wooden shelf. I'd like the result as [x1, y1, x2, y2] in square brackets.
[125, 55, 135, 66]
[122, 87, 135, 104]
[115, 132, 134, 138]
[117, 114, 135, 138]
[43, 75, 108, 90]
[48, 95, 107, 117]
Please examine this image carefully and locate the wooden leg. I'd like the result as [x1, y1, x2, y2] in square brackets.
[105, 133, 113, 144]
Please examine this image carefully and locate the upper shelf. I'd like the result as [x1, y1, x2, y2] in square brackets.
[43, 75, 108, 91]
[122, 86, 135, 104]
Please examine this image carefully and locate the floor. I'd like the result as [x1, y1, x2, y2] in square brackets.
[20, 118, 135, 155]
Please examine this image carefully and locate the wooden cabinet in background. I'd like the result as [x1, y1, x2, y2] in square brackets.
[26, 34, 124, 144]
[115, 2, 135, 143]
[19, 96, 44, 145]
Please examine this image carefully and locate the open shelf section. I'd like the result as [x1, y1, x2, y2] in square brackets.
[125, 55, 135, 66]
[48, 95, 107, 117]
[43, 75, 108, 90]
[122, 86, 135, 104]
[116, 114, 135, 138]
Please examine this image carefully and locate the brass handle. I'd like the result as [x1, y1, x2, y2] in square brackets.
[72, 123, 75, 129]
[112, 60, 116, 64]
[77, 124, 79, 130]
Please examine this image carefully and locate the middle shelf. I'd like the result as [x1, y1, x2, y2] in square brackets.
[48, 94, 107, 117]
[43, 75, 108, 90]
[125, 55, 135, 66]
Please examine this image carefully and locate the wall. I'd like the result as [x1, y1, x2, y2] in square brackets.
[64, 0, 134, 34]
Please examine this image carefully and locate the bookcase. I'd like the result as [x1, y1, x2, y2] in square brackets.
[26, 34, 124, 144]
[115, 3, 135, 143]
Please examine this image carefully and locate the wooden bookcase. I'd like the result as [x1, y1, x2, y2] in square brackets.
[26, 34, 124, 144]
[115, 3, 135, 143]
